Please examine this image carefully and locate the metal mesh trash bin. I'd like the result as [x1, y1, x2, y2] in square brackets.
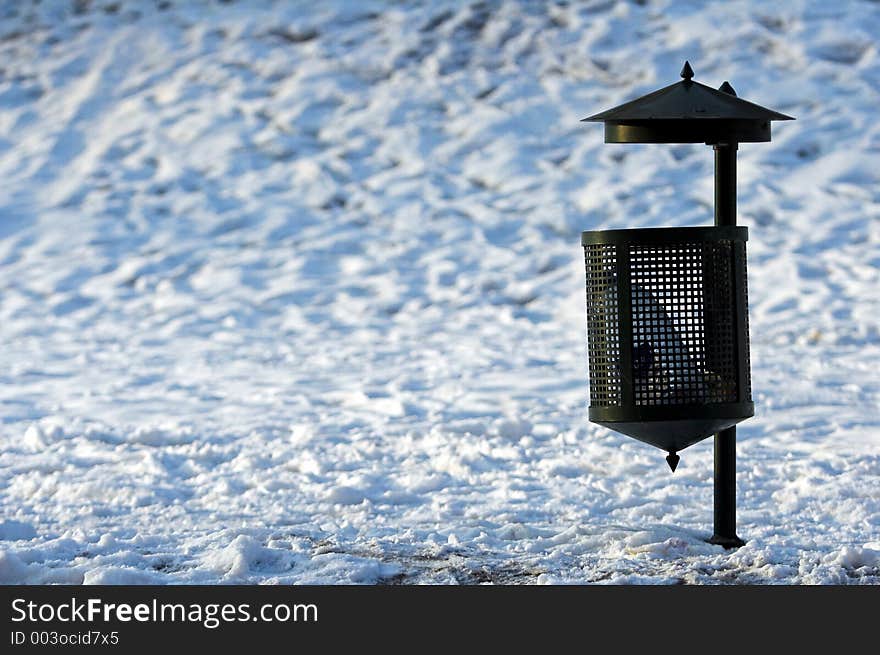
[582, 226, 753, 456]
[577, 61, 792, 545]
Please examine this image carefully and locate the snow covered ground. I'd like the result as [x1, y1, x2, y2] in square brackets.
[0, 0, 878, 584]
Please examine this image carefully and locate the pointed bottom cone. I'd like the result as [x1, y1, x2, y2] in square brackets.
[666, 452, 680, 473]
[591, 415, 750, 453]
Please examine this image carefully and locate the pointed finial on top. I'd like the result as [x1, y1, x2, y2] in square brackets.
[680, 60, 694, 81]
[719, 80, 737, 96]
[666, 452, 680, 473]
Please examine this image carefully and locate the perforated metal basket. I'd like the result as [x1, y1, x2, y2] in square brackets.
[582, 226, 753, 453]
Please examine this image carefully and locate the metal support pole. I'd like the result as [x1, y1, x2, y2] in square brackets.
[709, 143, 745, 548]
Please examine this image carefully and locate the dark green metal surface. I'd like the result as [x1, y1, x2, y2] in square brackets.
[581, 225, 747, 247]
[582, 61, 793, 144]
[711, 142, 745, 548]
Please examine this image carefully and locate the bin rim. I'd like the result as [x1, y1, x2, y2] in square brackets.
[589, 402, 754, 423]
[581, 225, 747, 246]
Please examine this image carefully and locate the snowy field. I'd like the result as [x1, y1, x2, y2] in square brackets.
[0, 0, 878, 584]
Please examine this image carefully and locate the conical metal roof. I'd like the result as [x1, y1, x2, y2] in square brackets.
[582, 61, 794, 144]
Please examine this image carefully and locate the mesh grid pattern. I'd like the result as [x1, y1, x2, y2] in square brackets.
[738, 242, 752, 401]
[583, 237, 749, 408]
[631, 242, 736, 405]
[584, 244, 620, 406]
